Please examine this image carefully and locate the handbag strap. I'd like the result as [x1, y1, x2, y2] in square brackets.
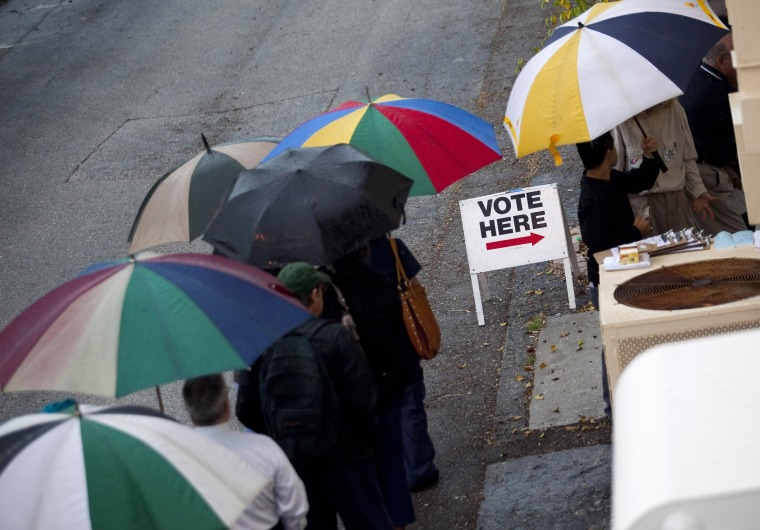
[389, 237, 410, 289]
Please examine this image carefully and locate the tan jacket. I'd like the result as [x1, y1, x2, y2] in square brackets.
[612, 100, 707, 199]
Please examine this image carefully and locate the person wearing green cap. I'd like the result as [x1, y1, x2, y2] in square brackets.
[276, 261, 334, 315]
[236, 262, 393, 530]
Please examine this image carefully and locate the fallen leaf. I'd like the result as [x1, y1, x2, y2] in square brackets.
[550, 344, 558, 351]
[539, 432, 545, 439]
[512, 415, 522, 420]
[551, 407, 560, 413]
[534, 394, 544, 400]
[576, 346, 583, 351]
[482, 342, 490, 347]
[499, 322, 507, 327]
[515, 375, 525, 382]
[551, 377, 560, 381]
[534, 289, 543, 295]
[527, 345, 536, 353]
[539, 362, 548, 369]
[525, 382, 533, 388]
[559, 331, 570, 337]
[458, 362, 467, 369]
[577, 340, 584, 346]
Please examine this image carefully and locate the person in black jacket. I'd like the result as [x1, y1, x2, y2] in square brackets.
[578, 131, 660, 308]
[330, 247, 416, 530]
[680, 31, 750, 232]
[236, 261, 392, 530]
[367, 236, 439, 493]
[577, 131, 659, 418]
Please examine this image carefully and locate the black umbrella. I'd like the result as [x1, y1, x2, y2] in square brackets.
[203, 144, 413, 269]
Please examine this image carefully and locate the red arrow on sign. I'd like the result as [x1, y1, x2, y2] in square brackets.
[486, 232, 545, 250]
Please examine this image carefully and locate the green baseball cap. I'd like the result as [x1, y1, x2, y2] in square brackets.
[277, 262, 332, 296]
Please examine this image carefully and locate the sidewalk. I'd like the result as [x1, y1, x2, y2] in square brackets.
[478, 310, 612, 529]
[476, 162, 612, 529]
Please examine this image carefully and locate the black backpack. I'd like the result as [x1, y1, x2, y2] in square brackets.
[259, 320, 341, 463]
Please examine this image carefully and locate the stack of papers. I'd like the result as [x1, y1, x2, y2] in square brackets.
[714, 230, 754, 249]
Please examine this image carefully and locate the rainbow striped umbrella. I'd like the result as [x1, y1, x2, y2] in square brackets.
[0, 253, 310, 397]
[262, 94, 502, 196]
[0, 403, 276, 530]
[128, 135, 279, 253]
[504, 0, 727, 164]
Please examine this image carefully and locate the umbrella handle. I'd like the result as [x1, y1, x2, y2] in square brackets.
[633, 117, 668, 174]
[155, 386, 165, 414]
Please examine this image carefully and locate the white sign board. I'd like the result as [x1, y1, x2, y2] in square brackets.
[459, 184, 579, 325]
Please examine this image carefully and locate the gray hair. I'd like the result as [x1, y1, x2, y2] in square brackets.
[705, 34, 731, 65]
[182, 374, 228, 426]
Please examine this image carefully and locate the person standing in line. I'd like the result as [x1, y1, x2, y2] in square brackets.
[577, 131, 660, 417]
[680, 31, 751, 233]
[235, 262, 393, 530]
[611, 98, 716, 234]
[367, 235, 440, 493]
[331, 246, 416, 530]
[183, 374, 309, 530]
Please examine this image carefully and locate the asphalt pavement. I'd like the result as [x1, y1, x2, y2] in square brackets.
[0, 0, 614, 527]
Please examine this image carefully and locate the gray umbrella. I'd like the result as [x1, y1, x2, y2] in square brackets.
[203, 144, 413, 269]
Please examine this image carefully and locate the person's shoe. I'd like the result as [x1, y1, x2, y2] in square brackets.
[409, 469, 439, 492]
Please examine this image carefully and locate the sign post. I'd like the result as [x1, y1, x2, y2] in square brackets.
[459, 184, 579, 325]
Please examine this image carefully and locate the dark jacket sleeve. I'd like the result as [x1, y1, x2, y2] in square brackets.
[612, 156, 659, 194]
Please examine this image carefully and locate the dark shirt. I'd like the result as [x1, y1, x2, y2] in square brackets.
[578, 157, 659, 285]
[367, 236, 422, 280]
[680, 63, 739, 171]
[331, 265, 412, 412]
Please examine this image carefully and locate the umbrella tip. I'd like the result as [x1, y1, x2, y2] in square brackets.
[365, 85, 372, 104]
[201, 133, 213, 155]
[577, 21, 585, 29]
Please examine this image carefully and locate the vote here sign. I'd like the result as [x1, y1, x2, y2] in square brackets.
[459, 184, 569, 273]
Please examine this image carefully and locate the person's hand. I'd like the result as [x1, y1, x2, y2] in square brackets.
[692, 192, 716, 221]
[634, 216, 651, 236]
[640, 136, 659, 158]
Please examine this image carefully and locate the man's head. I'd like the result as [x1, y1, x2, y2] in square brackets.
[705, 33, 736, 88]
[277, 261, 332, 316]
[576, 131, 615, 170]
[182, 374, 229, 426]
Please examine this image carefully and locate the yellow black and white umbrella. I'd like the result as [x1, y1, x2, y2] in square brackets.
[504, 0, 727, 165]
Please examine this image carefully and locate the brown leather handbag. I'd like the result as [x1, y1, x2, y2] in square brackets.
[390, 238, 441, 360]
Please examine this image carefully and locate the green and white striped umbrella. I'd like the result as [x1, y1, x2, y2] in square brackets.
[0, 402, 276, 530]
[128, 135, 279, 253]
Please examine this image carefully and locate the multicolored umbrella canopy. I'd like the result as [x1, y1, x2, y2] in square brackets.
[128, 135, 279, 253]
[0, 403, 276, 530]
[261, 94, 502, 196]
[504, 0, 727, 164]
[0, 253, 310, 397]
[204, 144, 413, 269]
